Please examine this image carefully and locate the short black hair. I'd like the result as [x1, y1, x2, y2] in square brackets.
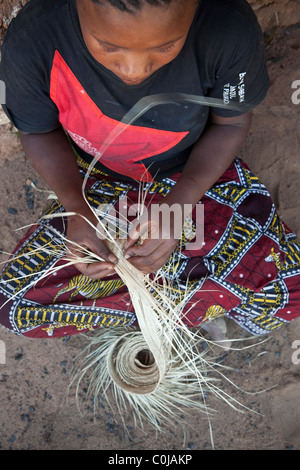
[92, 0, 173, 13]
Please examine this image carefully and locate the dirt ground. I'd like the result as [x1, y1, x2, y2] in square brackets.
[0, 0, 300, 452]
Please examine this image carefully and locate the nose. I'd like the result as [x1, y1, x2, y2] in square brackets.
[117, 54, 153, 84]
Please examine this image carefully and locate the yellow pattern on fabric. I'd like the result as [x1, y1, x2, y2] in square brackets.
[213, 218, 257, 276]
[236, 279, 287, 331]
[204, 305, 226, 321]
[211, 166, 263, 206]
[243, 168, 262, 190]
[268, 212, 285, 243]
[269, 248, 283, 272]
[284, 238, 300, 270]
[76, 154, 107, 176]
[15, 304, 132, 334]
[1, 225, 63, 295]
[53, 274, 124, 302]
[251, 311, 285, 330]
[42, 199, 63, 217]
[211, 182, 248, 206]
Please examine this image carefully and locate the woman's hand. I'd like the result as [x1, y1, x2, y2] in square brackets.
[66, 212, 118, 280]
[124, 203, 182, 273]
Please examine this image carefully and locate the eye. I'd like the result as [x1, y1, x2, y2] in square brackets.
[158, 43, 175, 53]
[101, 44, 119, 53]
[96, 40, 120, 53]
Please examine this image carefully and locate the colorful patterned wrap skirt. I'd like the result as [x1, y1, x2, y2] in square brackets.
[0, 158, 299, 339]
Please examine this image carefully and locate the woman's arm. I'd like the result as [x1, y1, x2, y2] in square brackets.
[163, 111, 252, 207]
[19, 126, 91, 213]
[19, 126, 117, 279]
[124, 111, 252, 273]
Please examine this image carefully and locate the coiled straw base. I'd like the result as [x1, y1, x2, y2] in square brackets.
[107, 331, 161, 395]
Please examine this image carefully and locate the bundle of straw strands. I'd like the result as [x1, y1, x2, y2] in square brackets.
[66, 236, 256, 444]
[63, 209, 246, 439]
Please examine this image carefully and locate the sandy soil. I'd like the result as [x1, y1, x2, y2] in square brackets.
[0, 0, 300, 452]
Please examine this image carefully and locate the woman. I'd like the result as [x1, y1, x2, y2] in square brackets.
[0, 0, 299, 338]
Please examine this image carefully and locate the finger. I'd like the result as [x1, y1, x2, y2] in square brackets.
[125, 237, 175, 259]
[125, 216, 150, 249]
[124, 236, 138, 251]
[71, 240, 118, 265]
[75, 260, 116, 280]
[128, 254, 166, 274]
[96, 243, 118, 264]
[127, 243, 173, 273]
[126, 256, 153, 273]
[124, 239, 155, 259]
[86, 266, 116, 281]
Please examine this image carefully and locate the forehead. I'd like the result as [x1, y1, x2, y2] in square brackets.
[78, 0, 198, 48]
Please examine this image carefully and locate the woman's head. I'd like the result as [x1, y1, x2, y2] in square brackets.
[77, 0, 198, 85]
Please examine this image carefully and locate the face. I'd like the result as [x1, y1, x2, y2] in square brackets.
[77, 0, 198, 85]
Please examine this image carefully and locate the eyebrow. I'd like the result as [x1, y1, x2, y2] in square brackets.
[93, 36, 184, 50]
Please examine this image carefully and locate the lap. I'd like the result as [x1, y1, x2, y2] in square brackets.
[1, 158, 299, 338]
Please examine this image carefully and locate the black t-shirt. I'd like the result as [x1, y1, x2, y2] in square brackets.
[0, 0, 269, 182]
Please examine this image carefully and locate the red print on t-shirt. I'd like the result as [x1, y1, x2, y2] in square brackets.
[50, 51, 188, 181]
